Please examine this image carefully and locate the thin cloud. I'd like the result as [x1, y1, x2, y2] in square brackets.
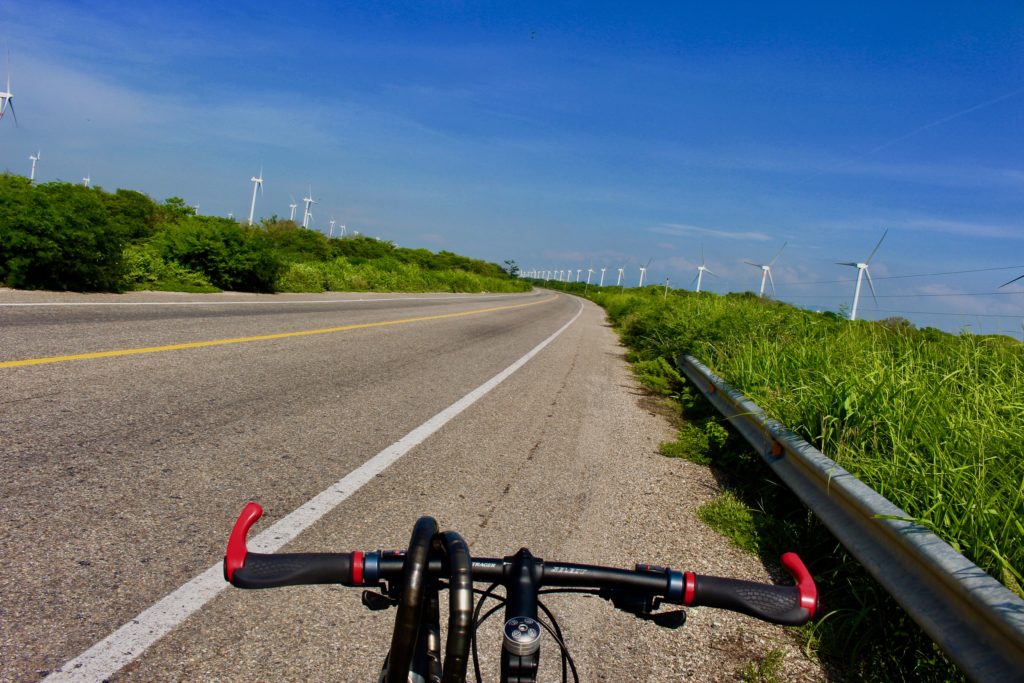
[651, 223, 773, 241]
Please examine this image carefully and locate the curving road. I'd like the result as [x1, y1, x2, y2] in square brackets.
[0, 289, 823, 682]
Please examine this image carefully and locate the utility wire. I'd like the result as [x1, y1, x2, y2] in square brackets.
[863, 308, 1024, 320]
[781, 291, 1024, 300]
[780, 264, 1024, 287]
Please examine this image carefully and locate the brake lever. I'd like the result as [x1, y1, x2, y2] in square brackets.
[636, 609, 687, 629]
[361, 590, 398, 611]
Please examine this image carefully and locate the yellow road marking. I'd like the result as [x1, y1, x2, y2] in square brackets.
[1, 295, 557, 369]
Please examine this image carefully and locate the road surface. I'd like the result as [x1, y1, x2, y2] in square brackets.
[0, 289, 822, 681]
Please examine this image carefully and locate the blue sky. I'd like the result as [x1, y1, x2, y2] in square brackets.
[2, 1, 1023, 334]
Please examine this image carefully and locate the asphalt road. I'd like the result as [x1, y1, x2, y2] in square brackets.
[0, 289, 823, 682]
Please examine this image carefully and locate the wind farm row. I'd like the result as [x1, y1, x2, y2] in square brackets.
[526, 228, 1024, 327]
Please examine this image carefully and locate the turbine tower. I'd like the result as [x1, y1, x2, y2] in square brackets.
[599, 267, 606, 286]
[837, 229, 887, 321]
[302, 187, 317, 228]
[616, 267, 624, 287]
[28, 151, 40, 181]
[745, 242, 786, 297]
[638, 258, 652, 287]
[339, 223, 347, 237]
[329, 218, 336, 237]
[247, 167, 264, 226]
[692, 245, 717, 293]
[82, 175, 91, 188]
[0, 51, 17, 125]
[288, 196, 298, 222]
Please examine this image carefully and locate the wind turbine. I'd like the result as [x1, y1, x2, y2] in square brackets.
[329, 218, 336, 237]
[692, 245, 717, 293]
[638, 258, 652, 287]
[302, 187, 317, 228]
[599, 267, 606, 287]
[745, 242, 786, 297]
[837, 230, 887, 321]
[339, 223, 347, 237]
[616, 267, 624, 287]
[247, 166, 264, 226]
[82, 175, 91, 188]
[0, 51, 16, 126]
[288, 196, 298, 222]
[28, 151, 40, 181]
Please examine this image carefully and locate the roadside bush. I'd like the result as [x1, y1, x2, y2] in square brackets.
[0, 175, 127, 291]
[122, 243, 216, 292]
[153, 216, 282, 292]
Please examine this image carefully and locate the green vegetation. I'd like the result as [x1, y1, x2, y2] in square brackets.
[540, 280, 1023, 681]
[740, 647, 787, 683]
[0, 174, 529, 295]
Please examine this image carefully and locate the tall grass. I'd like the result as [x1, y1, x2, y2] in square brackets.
[276, 257, 531, 294]
[594, 288, 1024, 587]
[574, 284, 1023, 679]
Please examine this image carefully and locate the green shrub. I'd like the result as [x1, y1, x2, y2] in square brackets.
[0, 176, 127, 291]
[153, 216, 282, 292]
[122, 243, 216, 292]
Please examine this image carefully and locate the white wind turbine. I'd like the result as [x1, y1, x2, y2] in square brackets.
[329, 218, 336, 237]
[638, 258, 652, 287]
[29, 151, 40, 181]
[302, 187, 317, 228]
[288, 195, 298, 222]
[616, 267, 624, 287]
[82, 175, 91, 188]
[745, 242, 786, 297]
[247, 167, 264, 226]
[339, 223, 347, 237]
[837, 229, 887, 321]
[0, 51, 17, 126]
[599, 267, 607, 286]
[692, 246, 718, 293]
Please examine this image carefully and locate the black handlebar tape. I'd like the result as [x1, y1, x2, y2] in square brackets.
[386, 516, 439, 683]
[690, 575, 811, 626]
[434, 531, 474, 683]
[230, 552, 354, 589]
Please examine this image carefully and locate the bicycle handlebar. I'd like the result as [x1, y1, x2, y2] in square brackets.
[224, 502, 817, 626]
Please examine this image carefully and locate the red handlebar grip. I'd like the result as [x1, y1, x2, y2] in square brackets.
[225, 502, 263, 582]
[780, 552, 817, 618]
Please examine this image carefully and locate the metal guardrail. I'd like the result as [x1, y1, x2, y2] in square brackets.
[676, 354, 1024, 683]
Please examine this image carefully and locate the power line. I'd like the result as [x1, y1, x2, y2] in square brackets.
[863, 308, 1024, 320]
[781, 264, 1024, 287]
[781, 291, 1024, 300]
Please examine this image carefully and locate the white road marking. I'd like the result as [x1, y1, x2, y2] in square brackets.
[43, 298, 583, 682]
[0, 294, 525, 307]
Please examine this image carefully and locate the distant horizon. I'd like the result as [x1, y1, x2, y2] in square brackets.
[2, 0, 1022, 335]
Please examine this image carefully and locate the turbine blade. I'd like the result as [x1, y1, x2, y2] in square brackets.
[6, 98, 16, 126]
[866, 229, 888, 263]
[767, 269, 776, 296]
[743, 260, 761, 267]
[707, 269, 719, 277]
[768, 241, 787, 266]
[999, 273, 1024, 288]
[689, 273, 699, 287]
[864, 268, 878, 303]
[835, 261, 858, 267]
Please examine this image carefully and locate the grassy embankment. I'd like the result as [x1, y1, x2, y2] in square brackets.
[544, 281, 1022, 682]
[0, 174, 529, 295]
